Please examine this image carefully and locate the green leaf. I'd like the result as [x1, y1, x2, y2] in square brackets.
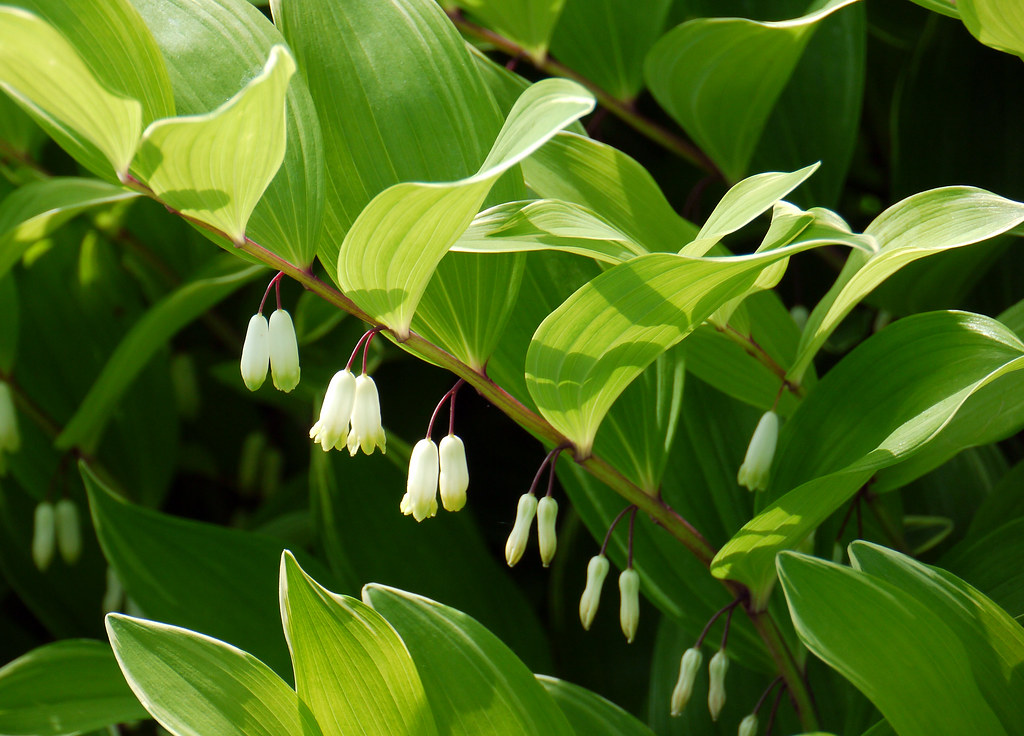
[106, 614, 322, 736]
[712, 311, 1024, 601]
[848, 541, 1024, 731]
[536, 675, 655, 736]
[524, 239, 842, 454]
[336, 78, 593, 338]
[129, 0, 325, 267]
[905, 0, 959, 18]
[943, 518, 1024, 618]
[644, 0, 861, 181]
[789, 186, 1024, 384]
[522, 132, 698, 253]
[0, 1, 172, 177]
[777, 552, 1006, 736]
[55, 259, 259, 452]
[454, 0, 567, 61]
[959, 0, 1024, 56]
[0, 178, 139, 280]
[548, 0, 671, 100]
[83, 462, 321, 679]
[279, 552, 437, 736]
[453, 199, 646, 263]
[363, 585, 574, 736]
[0, 639, 147, 736]
[133, 45, 295, 245]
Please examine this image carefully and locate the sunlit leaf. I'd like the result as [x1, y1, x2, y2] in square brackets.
[537, 675, 655, 736]
[453, 0, 567, 61]
[959, 0, 1024, 57]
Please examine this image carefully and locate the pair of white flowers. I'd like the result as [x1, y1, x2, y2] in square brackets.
[504, 493, 559, 568]
[32, 499, 81, 571]
[670, 646, 732, 723]
[403, 435, 468, 521]
[240, 309, 300, 393]
[577, 553, 641, 643]
[309, 368, 386, 456]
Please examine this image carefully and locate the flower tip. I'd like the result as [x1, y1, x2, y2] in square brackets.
[579, 554, 609, 630]
[269, 309, 300, 392]
[737, 411, 779, 492]
[240, 313, 269, 391]
[505, 493, 538, 567]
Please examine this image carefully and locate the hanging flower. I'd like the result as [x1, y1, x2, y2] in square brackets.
[670, 647, 703, 716]
[739, 714, 758, 736]
[579, 554, 609, 630]
[737, 411, 779, 491]
[405, 438, 439, 522]
[32, 501, 55, 572]
[438, 434, 469, 512]
[505, 493, 538, 567]
[240, 313, 269, 391]
[536, 496, 558, 567]
[309, 369, 357, 451]
[347, 374, 386, 456]
[708, 649, 730, 721]
[268, 309, 300, 392]
[54, 498, 81, 565]
[0, 380, 19, 474]
[619, 567, 640, 643]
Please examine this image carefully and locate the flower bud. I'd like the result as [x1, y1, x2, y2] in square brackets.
[0, 381, 21, 473]
[579, 554, 609, 630]
[739, 714, 758, 736]
[54, 498, 81, 565]
[536, 496, 558, 567]
[708, 649, 729, 721]
[309, 370, 356, 451]
[505, 493, 537, 567]
[789, 304, 809, 332]
[268, 309, 300, 392]
[737, 411, 779, 492]
[438, 434, 469, 512]
[347, 374, 386, 456]
[670, 647, 703, 716]
[32, 501, 55, 571]
[240, 314, 269, 391]
[406, 438, 439, 522]
[103, 566, 124, 613]
[619, 568, 640, 643]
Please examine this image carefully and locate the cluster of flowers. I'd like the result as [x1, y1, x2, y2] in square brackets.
[309, 368, 386, 456]
[575, 553, 642, 643]
[240, 308, 301, 393]
[405, 434, 468, 521]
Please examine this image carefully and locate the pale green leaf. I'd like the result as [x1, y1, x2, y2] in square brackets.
[789, 186, 1024, 384]
[0, 177, 139, 280]
[536, 676, 655, 736]
[644, 0, 861, 180]
[0, 639, 147, 736]
[279, 552, 437, 736]
[128, 0, 325, 267]
[959, 0, 1024, 56]
[56, 259, 260, 452]
[106, 614, 321, 736]
[363, 585, 574, 736]
[712, 312, 1024, 601]
[453, 199, 645, 263]
[905, 0, 959, 18]
[133, 45, 295, 245]
[849, 541, 1024, 731]
[337, 78, 593, 338]
[0, 1, 172, 177]
[454, 0, 567, 60]
[778, 552, 1006, 736]
[522, 132, 698, 252]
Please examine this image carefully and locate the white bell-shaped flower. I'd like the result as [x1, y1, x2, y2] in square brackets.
[309, 369, 357, 451]
[405, 438, 439, 522]
[268, 309, 300, 392]
[708, 649, 730, 721]
[438, 434, 469, 512]
[737, 411, 779, 491]
[505, 493, 538, 567]
[537, 496, 558, 567]
[240, 314, 269, 391]
[347, 374, 386, 456]
[579, 554, 609, 630]
[670, 647, 703, 716]
[32, 501, 55, 572]
[54, 498, 81, 565]
[0, 381, 19, 474]
[619, 568, 641, 643]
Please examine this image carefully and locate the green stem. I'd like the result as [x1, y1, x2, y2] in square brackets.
[447, 11, 723, 179]
[118, 175, 819, 731]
